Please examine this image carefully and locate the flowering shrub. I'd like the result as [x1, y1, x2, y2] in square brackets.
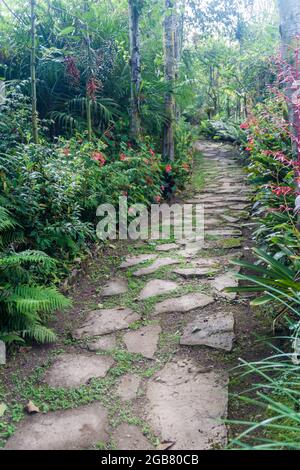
[240, 94, 299, 259]
[1, 137, 189, 260]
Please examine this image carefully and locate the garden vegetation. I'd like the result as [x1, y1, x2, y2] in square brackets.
[0, 0, 300, 450]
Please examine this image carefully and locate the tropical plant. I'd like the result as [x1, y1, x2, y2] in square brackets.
[228, 248, 300, 329]
[229, 346, 300, 450]
[0, 204, 70, 344]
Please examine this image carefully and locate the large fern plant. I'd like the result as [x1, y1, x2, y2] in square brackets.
[0, 205, 70, 344]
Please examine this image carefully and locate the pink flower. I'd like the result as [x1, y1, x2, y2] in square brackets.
[165, 164, 172, 173]
[91, 151, 106, 167]
[155, 195, 162, 203]
[240, 122, 249, 130]
[149, 148, 155, 157]
[120, 153, 127, 161]
[271, 186, 294, 197]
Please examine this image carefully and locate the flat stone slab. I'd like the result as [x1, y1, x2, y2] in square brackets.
[112, 424, 154, 451]
[123, 325, 162, 359]
[120, 254, 157, 269]
[178, 242, 204, 258]
[146, 361, 228, 450]
[197, 196, 250, 203]
[211, 272, 239, 300]
[44, 354, 114, 388]
[180, 312, 235, 352]
[87, 335, 116, 352]
[205, 218, 221, 228]
[73, 308, 140, 339]
[5, 403, 108, 450]
[173, 268, 215, 278]
[117, 374, 142, 401]
[192, 258, 221, 268]
[154, 293, 215, 316]
[133, 258, 180, 277]
[220, 214, 240, 224]
[102, 278, 128, 296]
[156, 243, 180, 252]
[206, 229, 242, 238]
[139, 280, 179, 300]
[229, 204, 250, 211]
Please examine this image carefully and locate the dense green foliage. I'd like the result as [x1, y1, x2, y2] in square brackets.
[0, 203, 70, 344]
[0, 0, 199, 343]
[229, 72, 300, 449]
[2, 0, 300, 451]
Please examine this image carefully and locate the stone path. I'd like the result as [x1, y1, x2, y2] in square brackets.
[5, 141, 252, 451]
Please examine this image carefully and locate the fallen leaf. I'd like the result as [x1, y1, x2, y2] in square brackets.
[24, 401, 40, 414]
[0, 403, 7, 417]
[157, 441, 175, 451]
[109, 244, 117, 250]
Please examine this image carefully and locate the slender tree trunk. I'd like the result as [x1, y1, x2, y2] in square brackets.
[278, 0, 300, 223]
[128, 0, 141, 141]
[30, 0, 39, 144]
[84, 0, 93, 142]
[174, 0, 186, 120]
[163, 0, 176, 162]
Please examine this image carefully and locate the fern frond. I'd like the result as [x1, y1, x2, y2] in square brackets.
[22, 324, 57, 343]
[0, 206, 16, 233]
[0, 250, 56, 269]
[5, 285, 71, 316]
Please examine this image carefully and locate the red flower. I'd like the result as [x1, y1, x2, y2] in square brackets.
[240, 122, 249, 130]
[64, 56, 80, 84]
[245, 147, 252, 152]
[271, 186, 294, 197]
[87, 77, 102, 101]
[120, 153, 127, 161]
[165, 164, 172, 173]
[91, 151, 106, 167]
[149, 148, 155, 157]
[279, 205, 293, 212]
[63, 147, 71, 156]
[155, 195, 162, 203]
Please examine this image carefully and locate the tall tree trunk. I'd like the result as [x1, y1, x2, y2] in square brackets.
[174, 0, 186, 120]
[163, 0, 176, 162]
[278, 0, 300, 223]
[128, 0, 141, 141]
[84, 0, 93, 142]
[30, 0, 39, 144]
